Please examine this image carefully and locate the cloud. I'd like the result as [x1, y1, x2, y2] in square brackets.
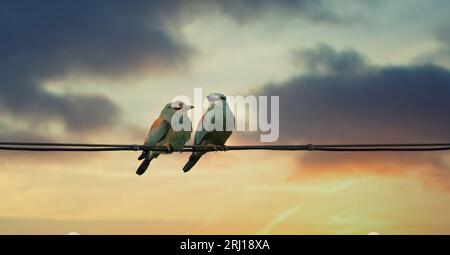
[259, 45, 450, 143]
[415, 25, 450, 68]
[294, 152, 450, 190]
[0, 1, 191, 77]
[436, 25, 450, 45]
[179, 0, 371, 26]
[0, 1, 365, 136]
[0, 1, 192, 135]
[432, 25, 450, 64]
[252, 44, 450, 189]
[208, 0, 343, 24]
[292, 43, 368, 75]
[0, 121, 47, 142]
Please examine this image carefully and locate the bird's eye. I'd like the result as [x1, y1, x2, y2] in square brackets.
[171, 103, 182, 110]
[171, 102, 182, 109]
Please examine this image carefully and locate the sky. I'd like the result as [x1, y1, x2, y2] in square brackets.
[1, 0, 450, 234]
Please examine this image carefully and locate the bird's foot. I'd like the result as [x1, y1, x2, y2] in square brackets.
[163, 143, 173, 153]
[207, 144, 219, 152]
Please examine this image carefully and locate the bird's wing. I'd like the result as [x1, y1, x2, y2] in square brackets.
[182, 117, 193, 142]
[145, 116, 171, 145]
[194, 110, 214, 145]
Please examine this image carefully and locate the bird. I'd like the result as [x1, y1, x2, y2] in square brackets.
[136, 101, 194, 175]
[183, 93, 234, 172]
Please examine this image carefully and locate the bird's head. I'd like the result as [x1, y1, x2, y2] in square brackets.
[161, 101, 194, 121]
[170, 101, 194, 112]
[206, 93, 227, 102]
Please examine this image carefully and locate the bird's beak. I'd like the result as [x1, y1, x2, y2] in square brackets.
[183, 105, 194, 110]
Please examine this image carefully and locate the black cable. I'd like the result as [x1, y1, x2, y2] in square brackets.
[315, 147, 450, 152]
[0, 142, 132, 148]
[0, 142, 450, 152]
[0, 146, 129, 152]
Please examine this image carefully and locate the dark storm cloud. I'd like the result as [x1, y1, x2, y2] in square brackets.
[0, 1, 191, 76]
[0, 0, 191, 134]
[252, 44, 450, 189]
[0, 0, 353, 135]
[258, 44, 450, 144]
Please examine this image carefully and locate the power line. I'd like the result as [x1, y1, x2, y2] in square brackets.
[0, 142, 450, 152]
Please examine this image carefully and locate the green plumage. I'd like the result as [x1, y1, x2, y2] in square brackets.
[137, 102, 193, 175]
[183, 94, 234, 172]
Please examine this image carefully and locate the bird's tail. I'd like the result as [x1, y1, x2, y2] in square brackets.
[138, 150, 148, 160]
[136, 152, 158, 175]
[183, 152, 203, 173]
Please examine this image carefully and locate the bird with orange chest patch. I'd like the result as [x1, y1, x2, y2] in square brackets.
[136, 101, 194, 175]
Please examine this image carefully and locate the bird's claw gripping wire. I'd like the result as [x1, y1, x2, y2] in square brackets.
[207, 144, 219, 152]
[163, 144, 173, 153]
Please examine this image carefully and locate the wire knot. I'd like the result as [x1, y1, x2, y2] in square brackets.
[307, 144, 315, 151]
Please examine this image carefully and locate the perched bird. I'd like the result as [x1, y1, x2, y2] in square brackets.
[183, 93, 234, 172]
[137, 101, 193, 175]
